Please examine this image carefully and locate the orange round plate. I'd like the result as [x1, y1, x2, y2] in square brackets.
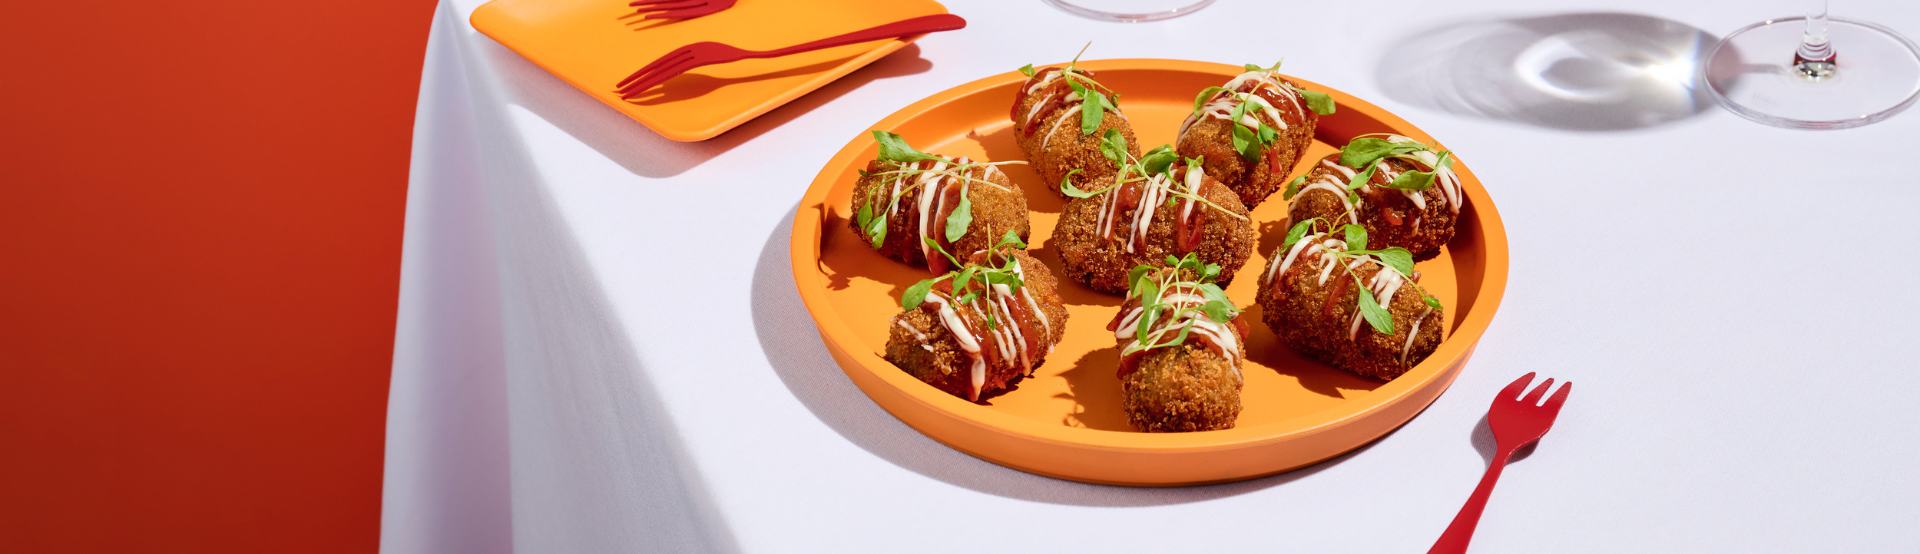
[790, 59, 1508, 486]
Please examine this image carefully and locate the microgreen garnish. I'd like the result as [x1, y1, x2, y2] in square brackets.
[873, 130, 935, 164]
[1325, 135, 1455, 209]
[900, 231, 1031, 330]
[944, 182, 972, 242]
[1021, 43, 1120, 137]
[1068, 130, 1247, 223]
[1120, 253, 1239, 354]
[1338, 137, 1429, 170]
[1275, 218, 1437, 335]
[858, 131, 1027, 256]
[1291, 86, 1336, 116]
[1189, 59, 1333, 164]
[1283, 175, 1307, 200]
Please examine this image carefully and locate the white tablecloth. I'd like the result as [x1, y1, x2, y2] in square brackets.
[382, 1, 1920, 551]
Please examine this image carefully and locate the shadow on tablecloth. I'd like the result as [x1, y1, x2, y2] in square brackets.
[1375, 12, 1717, 132]
[752, 210, 1398, 506]
[479, 36, 932, 178]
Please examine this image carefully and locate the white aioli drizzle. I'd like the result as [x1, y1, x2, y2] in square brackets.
[1295, 135, 1464, 225]
[875, 157, 1012, 266]
[1019, 68, 1131, 151]
[1262, 233, 1427, 361]
[909, 258, 1056, 401]
[1092, 165, 1205, 253]
[1178, 70, 1304, 138]
[1112, 285, 1243, 378]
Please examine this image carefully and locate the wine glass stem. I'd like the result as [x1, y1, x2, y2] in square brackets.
[1795, 0, 1837, 78]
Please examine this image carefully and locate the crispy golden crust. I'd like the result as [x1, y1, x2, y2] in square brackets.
[1175, 79, 1317, 209]
[1012, 72, 1138, 198]
[1286, 154, 1459, 262]
[1121, 342, 1243, 432]
[848, 163, 1031, 271]
[1053, 173, 1255, 294]
[1254, 240, 1445, 380]
[884, 251, 1069, 402]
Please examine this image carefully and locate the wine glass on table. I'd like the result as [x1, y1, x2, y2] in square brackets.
[1043, 0, 1213, 22]
[1703, 0, 1920, 129]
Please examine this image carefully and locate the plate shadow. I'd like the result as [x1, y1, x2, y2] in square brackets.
[477, 38, 933, 178]
[753, 210, 1378, 505]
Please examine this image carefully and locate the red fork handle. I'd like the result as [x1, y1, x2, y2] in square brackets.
[754, 14, 966, 59]
[1430, 450, 1511, 554]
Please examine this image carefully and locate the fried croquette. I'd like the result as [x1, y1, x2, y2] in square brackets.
[1285, 135, 1463, 261]
[886, 249, 1069, 402]
[1054, 164, 1254, 294]
[1256, 231, 1445, 380]
[1176, 69, 1323, 208]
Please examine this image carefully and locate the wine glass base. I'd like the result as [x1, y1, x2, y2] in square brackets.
[1043, 0, 1214, 22]
[1704, 17, 1920, 129]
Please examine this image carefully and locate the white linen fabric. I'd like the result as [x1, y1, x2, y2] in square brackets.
[384, 1, 1920, 551]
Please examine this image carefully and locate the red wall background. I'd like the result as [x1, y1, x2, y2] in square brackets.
[0, 1, 437, 551]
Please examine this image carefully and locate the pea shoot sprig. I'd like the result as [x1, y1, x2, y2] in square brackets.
[1284, 134, 1455, 206]
[1279, 218, 1442, 335]
[1054, 130, 1249, 222]
[1188, 60, 1336, 164]
[900, 230, 1030, 330]
[1017, 42, 1119, 136]
[1119, 253, 1239, 355]
[855, 131, 1026, 250]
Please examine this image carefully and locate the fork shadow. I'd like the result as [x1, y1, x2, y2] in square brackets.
[477, 37, 933, 178]
[623, 56, 874, 105]
[1469, 413, 1539, 466]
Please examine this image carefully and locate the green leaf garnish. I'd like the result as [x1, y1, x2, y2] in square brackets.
[872, 130, 935, 164]
[1356, 287, 1394, 334]
[1018, 64, 1036, 77]
[1190, 85, 1227, 114]
[1339, 137, 1427, 169]
[1283, 175, 1306, 200]
[1135, 279, 1161, 344]
[1282, 218, 1317, 250]
[1079, 88, 1105, 135]
[944, 186, 972, 243]
[1343, 224, 1368, 252]
[1099, 128, 1128, 163]
[1139, 145, 1177, 176]
[998, 229, 1026, 250]
[1424, 295, 1442, 309]
[901, 276, 938, 310]
[1059, 168, 1097, 198]
[1346, 163, 1377, 192]
[1385, 168, 1436, 191]
[1292, 86, 1335, 116]
[1373, 247, 1414, 277]
[866, 208, 888, 248]
[1243, 63, 1264, 72]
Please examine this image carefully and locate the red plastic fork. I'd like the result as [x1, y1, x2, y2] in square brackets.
[1430, 372, 1573, 554]
[627, 0, 734, 22]
[614, 13, 967, 99]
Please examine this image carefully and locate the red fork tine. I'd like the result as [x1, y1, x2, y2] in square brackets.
[1499, 372, 1535, 402]
[616, 50, 690, 88]
[617, 58, 697, 97]
[1521, 378, 1555, 405]
[629, 0, 698, 8]
[1543, 381, 1573, 411]
[633, 0, 706, 14]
